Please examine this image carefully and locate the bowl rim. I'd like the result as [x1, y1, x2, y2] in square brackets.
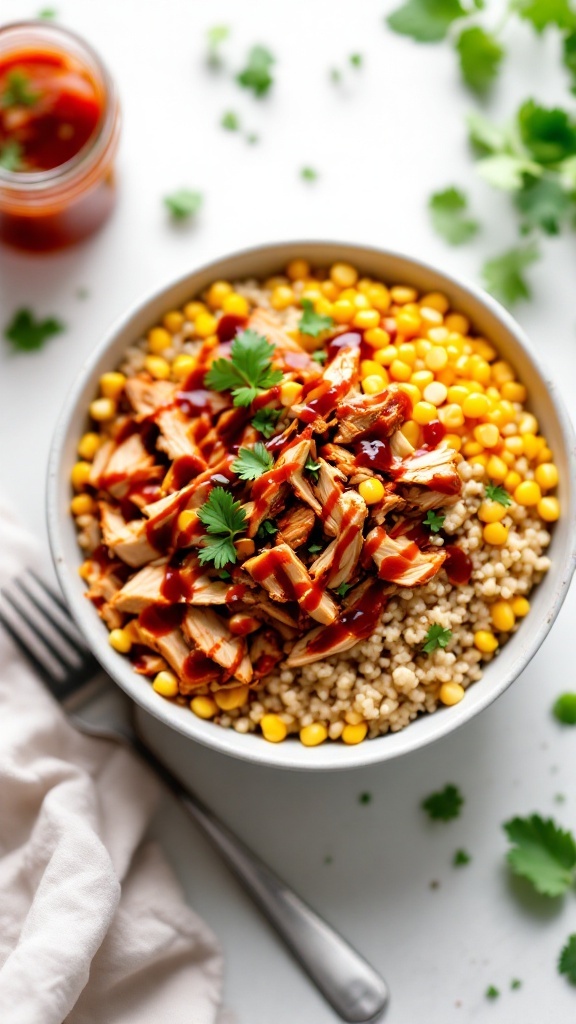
[47, 239, 576, 771]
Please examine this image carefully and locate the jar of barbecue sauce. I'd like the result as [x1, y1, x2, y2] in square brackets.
[0, 22, 120, 252]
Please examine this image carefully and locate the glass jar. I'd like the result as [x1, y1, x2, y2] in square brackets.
[0, 21, 120, 252]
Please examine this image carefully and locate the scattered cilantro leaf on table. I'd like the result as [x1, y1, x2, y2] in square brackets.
[0, 140, 23, 171]
[336, 581, 352, 598]
[387, 0, 468, 43]
[475, 153, 540, 192]
[237, 45, 275, 97]
[349, 53, 363, 67]
[511, 978, 522, 990]
[245, 132, 260, 145]
[559, 934, 576, 984]
[429, 187, 479, 244]
[485, 483, 512, 506]
[485, 985, 500, 1000]
[553, 693, 576, 725]
[330, 68, 342, 83]
[513, 0, 576, 33]
[422, 783, 463, 821]
[456, 26, 504, 94]
[38, 7, 57, 18]
[453, 848, 471, 866]
[251, 406, 282, 438]
[424, 510, 445, 533]
[422, 624, 452, 653]
[299, 298, 334, 337]
[503, 813, 576, 896]
[232, 442, 274, 481]
[300, 166, 318, 182]
[207, 25, 229, 66]
[221, 110, 240, 131]
[197, 487, 247, 569]
[164, 189, 203, 220]
[518, 100, 576, 165]
[255, 519, 278, 542]
[4, 309, 65, 352]
[467, 111, 511, 155]
[515, 177, 572, 235]
[205, 330, 283, 407]
[359, 791, 372, 805]
[482, 244, 540, 305]
[1, 70, 39, 108]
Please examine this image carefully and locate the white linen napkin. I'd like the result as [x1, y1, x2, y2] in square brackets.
[0, 499, 225, 1024]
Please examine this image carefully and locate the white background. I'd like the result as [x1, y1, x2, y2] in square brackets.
[1, 2, 576, 1022]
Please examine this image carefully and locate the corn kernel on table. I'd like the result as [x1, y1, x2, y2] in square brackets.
[1, 2, 576, 1021]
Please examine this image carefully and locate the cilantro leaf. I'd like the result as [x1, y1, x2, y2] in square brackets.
[255, 519, 278, 542]
[0, 140, 23, 171]
[456, 26, 504, 95]
[424, 510, 445, 533]
[308, 542, 323, 553]
[475, 154, 540, 191]
[467, 111, 510, 155]
[563, 31, 576, 93]
[453, 848, 471, 866]
[330, 68, 342, 83]
[422, 783, 463, 821]
[514, 0, 576, 33]
[299, 298, 334, 337]
[236, 45, 275, 97]
[350, 53, 363, 67]
[553, 693, 576, 725]
[428, 187, 479, 244]
[197, 487, 247, 569]
[422, 623, 452, 653]
[232, 442, 274, 481]
[1, 70, 39, 108]
[305, 456, 321, 482]
[164, 189, 203, 220]
[518, 100, 576, 165]
[300, 166, 318, 182]
[503, 814, 576, 896]
[336, 581, 352, 597]
[481, 244, 540, 305]
[221, 110, 240, 131]
[38, 7, 57, 17]
[485, 483, 512, 506]
[559, 934, 576, 984]
[359, 791, 372, 804]
[207, 25, 229, 66]
[251, 406, 282, 438]
[485, 986, 499, 1000]
[386, 0, 467, 43]
[511, 978, 522, 990]
[205, 330, 283, 407]
[4, 309, 65, 352]
[515, 177, 573, 235]
[312, 349, 327, 364]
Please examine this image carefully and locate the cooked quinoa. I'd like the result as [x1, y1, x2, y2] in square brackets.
[71, 258, 559, 747]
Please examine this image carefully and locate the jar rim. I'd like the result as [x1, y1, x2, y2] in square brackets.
[0, 21, 119, 194]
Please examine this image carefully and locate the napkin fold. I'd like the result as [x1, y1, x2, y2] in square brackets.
[0, 500, 224, 1024]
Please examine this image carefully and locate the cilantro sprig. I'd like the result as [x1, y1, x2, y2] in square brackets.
[485, 482, 512, 507]
[236, 45, 275, 97]
[453, 848, 471, 866]
[251, 406, 282, 438]
[4, 309, 65, 352]
[503, 813, 576, 897]
[428, 187, 479, 244]
[232, 442, 274, 481]
[559, 934, 576, 985]
[423, 510, 445, 533]
[553, 693, 576, 725]
[255, 519, 278, 542]
[205, 330, 283, 407]
[207, 25, 229, 67]
[197, 487, 247, 569]
[422, 783, 464, 821]
[422, 624, 452, 653]
[305, 456, 321, 482]
[298, 298, 334, 338]
[164, 189, 203, 220]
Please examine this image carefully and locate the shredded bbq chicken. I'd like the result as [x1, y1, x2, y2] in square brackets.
[78, 308, 464, 691]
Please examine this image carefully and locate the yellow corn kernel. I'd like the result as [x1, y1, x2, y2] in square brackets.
[483, 522, 509, 545]
[90, 397, 116, 422]
[411, 368, 434, 389]
[395, 310, 421, 337]
[367, 284, 391, 312]
[353, 308, 379, 330]
[269, 285, 293, 311]
[214, 685, 249, 710]
[519, 412, 539, 435]
[359, 478, 385, 504]
[444, 312, 469, 335]
[422, 381, 447, 406]
[467, 356, 491, 385]
[352, 293, 370, 311]
[419, 306, 444, 329]
[222, 292, 250, 317]
[357, 277, 373, 294]
[461, 393, 489, 420]
[312, 296, 332, 318]
[176, 510, 196, 533]
[438, 403, 464, 429]
[463, 441, 483, 457]
[491, 360, 515, 385]
[390, 285, 417, 304]
[504, 436, 524, 456]
[447, 385, 469, 406]
[77, 432, 101, 461]
[415, 339, 433, 359]
[474, 630, 499, 653]
[78, 562, 92, 581]
[300, 722, 328, 746]
[332, 299, 356, 324]
[339, 287, 358, 302]
[397, 383, 421, 405]
[163, 310, 185, 333]
[538, 496, 560, 522]
[99, 371, 126, 401]
[265, 275, 289, 290]
[330, 262, 358, 289]
[469, 454, 488, 469]
[109, 628, 133, 655]
[401, 420, 421, 447]
[500, 380, 526, 403]
[184, 300, 206, 320]
[420, 291, 449, 313]
[413, 401, 437, 425]
[535, 463, 559, 490]
[342, 722, 368, 744]
[504, 470, 522, 492]
[147, 327, 172, 354]
[521, 433, 543, 461]
[537, 445, 553, 464]
[195, 311, 218, 338]
[260, 713, 288, 743]
[320, 280, 339, 301]
[286, 258, 310, 281]
[439, 682, 465, 706]
[191, 696, 218, 719]
[152, 670, 179, 698]
[361, 359, 385, 379]
[374, 345, 398, 367]
[144, 355, 171, 380]
[501, 450, 516, 468]
[363, 327, 390, 349]
[280, 381, 303, 406]
[444, 433, 462, 451]
[172, 353, 196, 380]
[206, 281, 232, 309]
[70, 493, 96, 516]
[428, 326, 450, 344]
[511, 596, 530, 618]
[478, 500, 506, 524]
[514, 481, 541, 506]
[71, 461, 92, 490]
[486, 455, 508, 482]
[473, 423, 500, 448]
[397, 342, 417, 365]
[490, 600, 516, 632]
[389, 359, 412, 382]
[425, 346, 448, 371]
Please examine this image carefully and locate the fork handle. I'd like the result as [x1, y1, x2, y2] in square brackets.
[131, 739, 388, 1023]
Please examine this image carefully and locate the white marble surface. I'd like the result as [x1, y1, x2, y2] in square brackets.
[1, 2, 575, 1021]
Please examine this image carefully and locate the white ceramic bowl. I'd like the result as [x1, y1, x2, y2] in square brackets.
[47, 241, 576, 770]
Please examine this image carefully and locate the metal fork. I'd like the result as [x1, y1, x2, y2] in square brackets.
[0, 569, 389, 1024]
